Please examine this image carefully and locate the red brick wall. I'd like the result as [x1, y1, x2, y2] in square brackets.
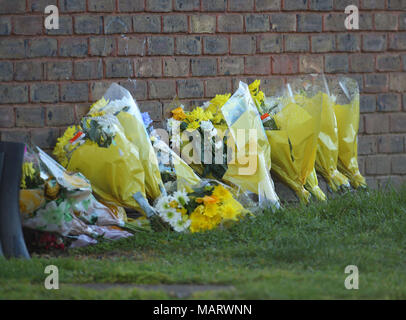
[0, 0, 405, 188]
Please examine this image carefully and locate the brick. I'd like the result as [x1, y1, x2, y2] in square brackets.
[0, 17, 11, 35]
[148, 36, 174, 55]
[377, 55, 401, 72]
[245, 56, 270, 75]
[13, 16, 42, 35]
[336, 34, 360, 52]
[375, 13, 398, 31]
[358, 135, 377, 155]
[389, 73, 406, 92]
[392, 155, 406, 174]
[190, 15, 216, 33]
[324, 13, 347, 32]
[118, 0, 144, 12]
[88, 0, 115, 11]
[359, 13, 373, 31]
[148, 80, 176, 99]
[0, 107, 14, 128]
[272, 55, 298, 74]
[299, 55, 323, 73]
[44, 61, 72, 81]
[377, 93, 401, 112]
[191, 58, 217, 76]
[1, 130, 30, 144]
[285, 35, 309, 52]
[269, 13, 296, 32]
[0, 0, 26, 13]
[177, 79, 204, 98]
[105, 16, 132, 34]
[30, 84, 58, 103]
[259, 34, 283, 53]
[362, 34, 387, 52]
[138, 101, 162, 121]
[133, 15, 161, 33]
[15, 61, 43, 81]
[16, 107, 45, 127]
[75, 15, 103, 34]
[311, 34, 335, 53]
[119, 79, 146, 100]
[390, 114, 406, 133]
[378, 135, 404, 154]
[389, 33, 406, 51]
[118, 36, 145, 56]
[201, 0, 226, 11]
[310, 0, 333, 10]
[402, 55, 406, 71]
[176, 36, 202, 55]
[231, 35, 256, 54]
[283, 0, 308, 10]
[45, 16, 73, 35]
[259, 77, 284, 96]
[134, 58, 162, 77]
[350, 54, 375, 73]
[297, 14, 323, 32]
[360, 95, 376, 113]
[163, 15, 188, 33]
[245, 14, 270, 32]
[333, 0, 359, 10]
[364, 74, 388, 93]
[206, 78, 232, 97]
[0, 39, 27, 59]
[60, 38, 88, 57]
[255, 0, 281, 11]
[203, 36, 228, 55]
[218, 15, 244, 33]
[90, 82, 112, 100]
[400, 13, 406, 31]
[0, 62, 13, 81]
[0, 85, 28, 104]
[365, 114, 390, 134]
[90, 37, 115, 56]
[387, 0, 406, 10]
[163, 57, 190, 77]
[29, 39, 57, 58]
[175, 0, 200, 11]
[325, 55, 349, 73]
[365, 156, 391, 175]
[218, 56, 244, 75]
[46, 105, 75, 126]
[146, 0, 172, 12]
[361, 0, 385, 9]
[59, 0, 86, 12]
[229, 0, 254, 11]
[31, 128, 60, 149]
[74, 60, 103, 80]
[60, 83, 88, 102]
[106, 58, 133, 78]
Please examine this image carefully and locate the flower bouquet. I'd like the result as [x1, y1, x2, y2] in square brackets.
[331, 77, 366, 189]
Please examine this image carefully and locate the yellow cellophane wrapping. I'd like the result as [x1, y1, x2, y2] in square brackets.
[315, 93, 350, 191]
[67, 130, 147, 212]
[221, 82, 280, 209]
[334, 94, 366, 189]
[305, 168, 327, 201]
[266, 93, 324, 203]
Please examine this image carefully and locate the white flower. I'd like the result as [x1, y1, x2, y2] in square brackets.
[173, 189, 189, 206]
[162, 210, 181, 225]
[167, 118, 181, 132]
[155, 196, 175, 214]
[173, 218, 191, 232]
[200, 120, 214, 132]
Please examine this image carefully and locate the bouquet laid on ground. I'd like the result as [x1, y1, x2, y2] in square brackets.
[153, 180, 249, 233]
[259, 78, 325, 203]
[19, 146, 139, 249]
[331, 77, 366, 189]
[54, 83, 164, 216]
[167, 81, 280, 210]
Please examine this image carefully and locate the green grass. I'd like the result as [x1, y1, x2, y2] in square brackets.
[1, 185, 406, 299]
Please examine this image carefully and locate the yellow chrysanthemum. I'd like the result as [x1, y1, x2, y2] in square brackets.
[220, 203, 239, 221]
[207, 94, 230, 125]
[249, 80, 265, 111]
[212, 185, 233, 201]
[89, 97, 109, 114]
[171, 107, 187, 121]
[186, 121, 200, 132]
[53, 125, 81, 168]
[189, 211, 221, 233]
[20, 162, 36, 189]
[203, 203, 219, 218]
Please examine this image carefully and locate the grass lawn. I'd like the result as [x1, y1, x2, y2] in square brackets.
[1, 185, 405, 300]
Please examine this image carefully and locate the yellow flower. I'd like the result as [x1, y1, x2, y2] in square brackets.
[171, 107, 187, 121]
[20, 162, 36, 189]
[196, 195, 219, 205]
[212, 185, 232, 201]
[169, 200, 178, 208]
[207, 94, 230, 125]
[190, 211, 221, 233]
[53, 125, 81, 168]
[186, 121, 200, 132]
[203, 203, 219, 218]
[220, 203, 239, 221]
[186, 107, 212, 123]
[249, 80, 265, 111]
